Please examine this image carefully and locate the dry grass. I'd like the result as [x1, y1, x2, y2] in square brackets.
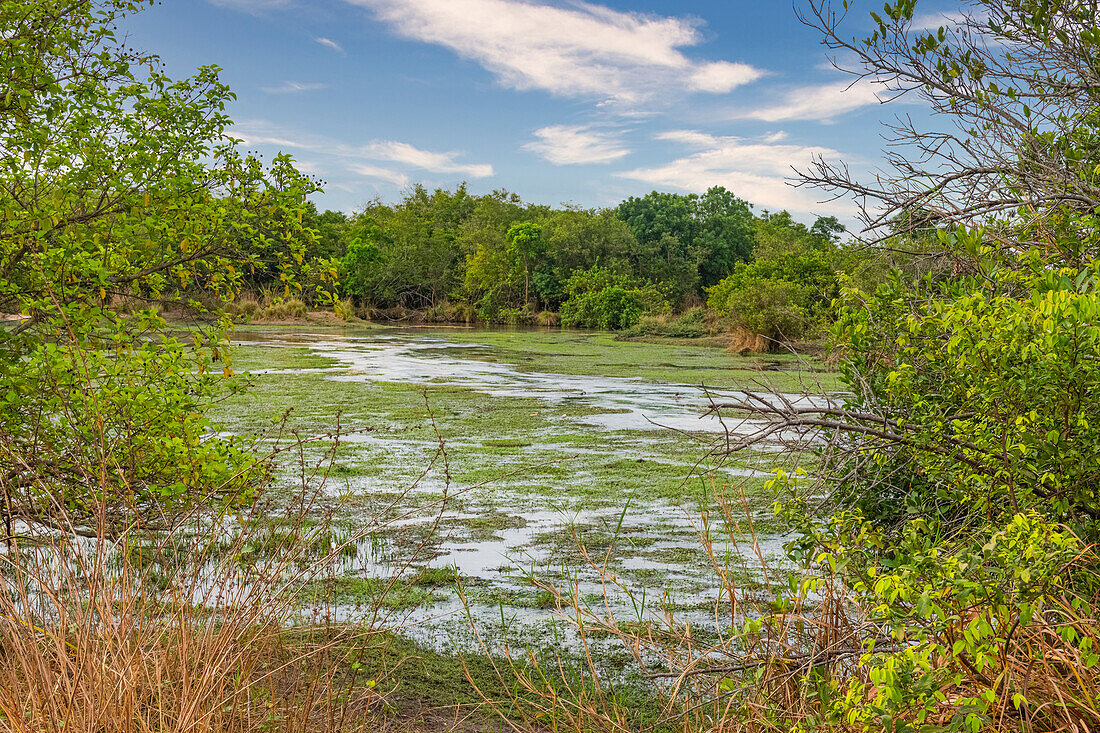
[0, 414, 461, 732]
[0, 498, 389, 732]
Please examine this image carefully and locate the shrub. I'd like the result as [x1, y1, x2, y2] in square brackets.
[558, 266, 667, 330]
[535, 310, 561, 327]
[260, 298, 308, 321]
[623, 306, 710, 338]
[333, 297, 354, 321]
[498, 307, 535, 326]
[226, 296, 261, 321]
[424, 301, 478, 323]
[707, 251, 837, 343]
[722, 279, 817, 342]
[561, 286, 646, 329]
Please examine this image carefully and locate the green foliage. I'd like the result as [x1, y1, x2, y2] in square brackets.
[783, 503, 1092, 731]
[274, 184, 833, 331]
[622, 307, 710, 339]
[707, 245, 839, 342]
[615, 186, 755, 300]
[534, 208, 634, 307]
[746, 2, 1100, 728]
[831, 236, 1100, 530]
[559, 266, 667, 330]
[0, 0, 317, 533]
[340, 223, 384, 299]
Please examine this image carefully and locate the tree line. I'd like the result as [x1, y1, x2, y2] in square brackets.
[247, 184, 852, 337]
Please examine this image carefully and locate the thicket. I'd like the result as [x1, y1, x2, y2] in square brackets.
[237, 180, 848, 339]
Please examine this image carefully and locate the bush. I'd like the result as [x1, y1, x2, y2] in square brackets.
[333, 297, 354, 321]
[706, 251, 837, 343]
[561, 286, 646, 329]
[260, 298, 308, 320]
[226, 296, 261, 321]
[498, 307, 535, 326]
[558, 266, 667, 330]
[424, 301, 478, 324]
[722, 279, 817, 342]
[622, 307, 710, 338]
[535, 310, 561, 327]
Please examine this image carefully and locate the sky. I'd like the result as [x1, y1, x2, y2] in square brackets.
[119, 0, 960, 224]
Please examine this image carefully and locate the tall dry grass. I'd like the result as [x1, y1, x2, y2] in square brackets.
[0, 491, 386, 732]
[0, 413, 457, 733]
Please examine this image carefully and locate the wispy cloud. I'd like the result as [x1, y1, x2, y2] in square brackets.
[617, 130, 851, 215]
[360, 140, 494, 177]
[738, 78, 888, 123]
[349, 164, 410, 187]
[231, 121, 494, 179]
[342, 0, 764, 107]
[523, 125, 630, 165]
[260, 81, 328, 94]
[909, 9, 969, 31]
[314, 36, 345, 54]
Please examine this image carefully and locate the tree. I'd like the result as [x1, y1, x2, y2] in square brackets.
[0, 0, 318, 535]
[692, 186, 756, 288]
[616, 187, 756, 298]
[367, 184, 474, 307]
[459, 191, 531, 314]
[616, 191, 701, 300]
[506, 221, 544, 309]
[340, 219, 385, 301]
[714, 2, 1100, 726]
[787, 0, 1100, 526]
[798, 0, 1100, 252]
[534, 208, 634, 308]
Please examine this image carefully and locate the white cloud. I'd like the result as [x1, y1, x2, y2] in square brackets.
[360, 140, 494, 177]
[314, 36, 345, 54]
[523, 125, 630, 165]
[654, 129, 719, 147]
[260, 81, 328, 94]
[689, 61, 759, 94]
[739, 78, 888, 123]
[349, 164, 410, 187]
[230, 121, 494, 178]
[909, 9, 969, 31]
[616, 131, 852, 215]
[342, 0, 764, 106]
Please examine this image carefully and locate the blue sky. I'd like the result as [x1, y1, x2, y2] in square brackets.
[121, 0, 958, 222]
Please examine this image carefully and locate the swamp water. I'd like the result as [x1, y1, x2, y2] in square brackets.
[214, 327, 835, 655]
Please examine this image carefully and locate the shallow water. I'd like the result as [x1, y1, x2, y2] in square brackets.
[235, 330, 835, 435]
[223, 329, 824, 648]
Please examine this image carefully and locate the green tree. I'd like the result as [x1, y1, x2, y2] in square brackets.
[615, 191, 701, 300]
[0, 0, 317, 535]
[692, 186, 755, 288]
[724, 1, 1100, 727]
[340, 218, 386, 301]
[367, 185, 474, 307]
[506, 221, 544, 309]
[559, 266, 667, 330]
[535, 208, 634, 307]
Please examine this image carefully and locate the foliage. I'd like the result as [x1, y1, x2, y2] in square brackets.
[616, 186, 755, 300]
[339, 221, 385, 299]
[706, 218, 840, 343]
[621, 306, 711, 339]
[757, 0, 1100, 728]
[559, 266, 667, 330]
[0, 0, 318, 534]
